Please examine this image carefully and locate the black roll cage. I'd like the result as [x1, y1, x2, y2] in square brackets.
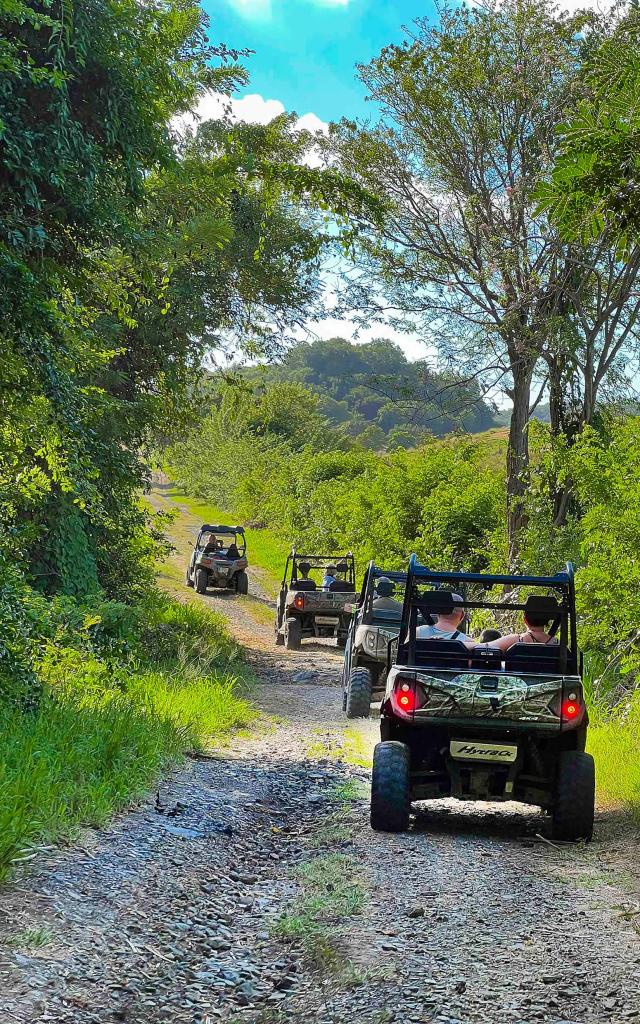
[358, 561, 407, 623]
[282, 548, 356, 589]
[395, 555, 579, 675]
[196, 524, 246, 557]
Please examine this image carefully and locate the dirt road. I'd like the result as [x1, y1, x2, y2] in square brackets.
[1, 490, 640, 1024]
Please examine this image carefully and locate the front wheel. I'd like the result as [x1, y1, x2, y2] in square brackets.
[235, 570, 249, 595]
[284, 617, 302, 651]
[370, 741, 411, 833]
[195, 569, 208, 594]
[186, 568, 194, 588]
[552, 750, 595, 841]
[345, 666, 372, 719]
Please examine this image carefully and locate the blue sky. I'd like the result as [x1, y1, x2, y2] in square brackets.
[202, 0, 438, 125]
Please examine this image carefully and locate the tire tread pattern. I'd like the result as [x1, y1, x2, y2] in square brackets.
[370, 741, 411, 832]
[552, 750, 595, 841]
[345, 667, 372, 719]
[284, 616, 302, 651]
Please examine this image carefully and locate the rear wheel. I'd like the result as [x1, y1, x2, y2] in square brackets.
[371, 741, 411, 833]
[552, 750, 595, 841]
[274, 615, 285, 646]
[235, 570, 249, 595]
[195, 569, 208, 595]
[284, 617, 302, 651]
[345, 666, 372, 719]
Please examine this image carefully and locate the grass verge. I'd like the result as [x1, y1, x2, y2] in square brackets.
[588, 694, 640, 820]
[306, 727, 373, 769]
[0, 593, 255, 881]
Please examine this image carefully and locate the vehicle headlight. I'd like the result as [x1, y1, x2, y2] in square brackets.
[366, 631, 377, 649]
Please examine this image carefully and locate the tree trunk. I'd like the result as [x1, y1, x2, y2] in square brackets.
[507, 359, 534, 562]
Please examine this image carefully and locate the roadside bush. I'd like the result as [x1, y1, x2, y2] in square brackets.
[0, 587, 255, 881]
[0, 556, 45, 710]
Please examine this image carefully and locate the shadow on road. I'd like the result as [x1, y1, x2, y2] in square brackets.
[412, 800, 545, 842]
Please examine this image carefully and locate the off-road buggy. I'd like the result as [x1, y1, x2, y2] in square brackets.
[274, 550, 356, 650]
[371, 557, 595, 841]
[342, 562, 407, 719]
[186, 524, 248, 596]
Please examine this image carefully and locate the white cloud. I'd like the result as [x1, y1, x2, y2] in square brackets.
[295, 111, 329, 134]
[225, 0, 351, 18]
[179, 90, 328, 138]
[225, 0, 272, 20]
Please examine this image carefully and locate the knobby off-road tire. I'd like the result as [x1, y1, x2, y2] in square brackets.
[275, 621, 285, 646]
[235, 570, 249, 595]
[284, 616, 302, 651]
[552, 750, 595, 842]
[195, 569, 208, 595]
[186, 569, 194, 589]
[370, 741, 411, 833]
[345, 666, 373, 719]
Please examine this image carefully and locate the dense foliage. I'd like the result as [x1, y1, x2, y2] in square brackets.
[2, 0, 640, 836]
[169, 375, 640, 708]
[538, 6, 640, 247]
[0, 2, 371, 708]
[169, 375, 506, 570]
[328, 0, 640, 555]
[243, 338, 496, 448]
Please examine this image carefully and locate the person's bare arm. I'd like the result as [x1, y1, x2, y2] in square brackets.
[487, 633, 520, 651]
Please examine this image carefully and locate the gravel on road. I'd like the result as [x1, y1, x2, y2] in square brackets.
[1, 490, 639, 1024]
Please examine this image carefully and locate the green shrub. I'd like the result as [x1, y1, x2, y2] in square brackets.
[0, 586, 255, 881]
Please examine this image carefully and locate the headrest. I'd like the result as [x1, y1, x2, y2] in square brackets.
[336, 561, 349, 574]
[419, 590, 462, 615]
[297, 562, 311, 576]
[524, 595, 560, 620]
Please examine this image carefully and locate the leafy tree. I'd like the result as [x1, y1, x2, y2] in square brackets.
[245, 337, 496, 446]
[330, 0, 640, 556]
[537, 4, 640, 248]
[0, 1, 372, 602]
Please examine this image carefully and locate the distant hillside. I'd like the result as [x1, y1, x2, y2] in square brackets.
[245, 337, 497, 448]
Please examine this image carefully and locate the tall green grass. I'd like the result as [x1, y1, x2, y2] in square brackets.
[0, 594, 255, 880]
[588, 693, 640, 821]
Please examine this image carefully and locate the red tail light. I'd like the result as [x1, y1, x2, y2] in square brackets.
[397, 689, 417, 712]
[294, 594, 305, 610]
[559, 687, 584, 727]
[390, 675, 425, 717]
